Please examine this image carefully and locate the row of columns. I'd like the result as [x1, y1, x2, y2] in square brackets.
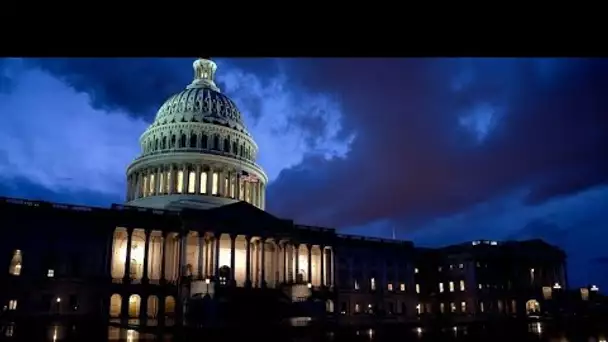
[126, 164, 265, 209]
[111, 228, 334, 288]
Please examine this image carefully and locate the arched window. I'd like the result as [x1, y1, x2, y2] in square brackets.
[190, 134, 197, 148]
[9, 250, 22, 276]
[232, 141, 238, 154]
[170, 135, 176, 148]
[201, 134, 208, 149]
[223, 138, 230, 152]
[212, 136, 220, 151]
[180, 134, 187, 148]
[162, 136, 167, 149]
[155, 138, 159, 150]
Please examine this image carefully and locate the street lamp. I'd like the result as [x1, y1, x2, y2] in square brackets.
[307, 283, 312, 289]
[553, 283, 561, 290]
[205, 278, 210, 293]
[591, 285, 599, 292]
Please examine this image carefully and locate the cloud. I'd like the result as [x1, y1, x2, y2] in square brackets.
[0, 58, 354, 203]
[265, 58, 608, 229]
[0, 59, 145, 198]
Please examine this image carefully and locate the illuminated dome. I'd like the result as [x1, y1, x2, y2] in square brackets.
[125, 58, 268, 211]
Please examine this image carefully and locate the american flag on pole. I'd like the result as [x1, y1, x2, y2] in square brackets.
[241, 171, 259, 183]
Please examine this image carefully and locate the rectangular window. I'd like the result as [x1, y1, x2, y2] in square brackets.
[354, 280, 360, 290]
[149, 174, 155, 194]
[400, 283, 406, 291]
[440, 303, 445, 313]
[166, 172, 171, 192]
[177, 170, 184, 193]
[450, 302, 456, 312]
[416, 303, 422, 314]
[159, 173, 165, 193]
[478, 283, 483, 289]
[239, 179, 245, 200]
[230, 175, 236, 198]
[459, 263, 464, 269]
[47, 269, 54, 278]
[8, 300, 17, 310]
[460, 280, 466, 291]
[449, 281, 455, 292]
[9, 250, 22, 276]
[497, 300, 503, 312]
[387, 283, 393, 291]
[200, 172, 207, 194]
[439, 282, 444, 293]
[142, 176, 148, 196]
[461, 301, 467, 312]
[415, 284, 420, 293]
[438, 266, 442, 272]
[212, 172, 219, 195]
[370, 278, 376, 291]
[188, 171, 196, 193]
[414, 267, 419, 274]
[354, 303, 360, 313]
[480, 301, 485, 312]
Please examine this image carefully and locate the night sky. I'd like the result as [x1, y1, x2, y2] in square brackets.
[0, 58, 606, 290]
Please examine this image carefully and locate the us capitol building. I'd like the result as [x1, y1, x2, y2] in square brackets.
[0, 58, 573, 329]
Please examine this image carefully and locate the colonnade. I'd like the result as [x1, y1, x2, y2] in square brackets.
[126, 164, 265, 209]
[110, 227, 335, 288]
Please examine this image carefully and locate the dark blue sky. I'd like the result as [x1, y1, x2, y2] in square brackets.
[0, 58, 606, 290]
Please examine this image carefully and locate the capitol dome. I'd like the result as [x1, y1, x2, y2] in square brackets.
[125, 58, 268, 211]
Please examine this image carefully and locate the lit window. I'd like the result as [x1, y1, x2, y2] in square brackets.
[149, 174, 155, 194]
[230, 176, 236, 198]
[449, 264, 454, 270]
[480, 302, 485, 312]
[166, 172, 171, 192]
[142, 176, 148, 196]
[450, 302, 456, 312]
[459, 280, 465, 291]
[440, 303, 445, 313]
[188, 171, 196, 193]
[530, 268, 535, 283]
[239, 179, 245, 200]
[458, 263, 464, 269]
[370, 278, 376, 290]
[438, 266, 442, 272]
[177, 171, 184, 193]
[355, 303, 360, 313]
[212, 172, 219, 195]
[439, 282, 444, 293]
[449, 281, 454, 292]
[542, 286, 552, 300]
[400, 283, 405, 291]
[478, 283, 482, 289]
[47, 269, 54, 278]
[200, 172, 207, 194]
[416, 303, 421, 314]
[159, 173, 165, 193]
[414, 267, 419, 274]
[581, 288, 590, 301]
[497, 300, 503, 312]
[387, 283, 393, 291]
[354, 280, 360, 290]
[9, 250, 22, 276]
[461, 301, 467, 312]
[415, 284, 420, 294]
[8, 300, 17, 310]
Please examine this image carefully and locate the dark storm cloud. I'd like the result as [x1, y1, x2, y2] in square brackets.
[21, 57, 608, 232]
[26, 58, 281, 119]
[267, 58, 608, 228]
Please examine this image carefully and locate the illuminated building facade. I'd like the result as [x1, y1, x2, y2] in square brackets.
[0, 58, 592, 328]
[413, 240, 569, 320]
